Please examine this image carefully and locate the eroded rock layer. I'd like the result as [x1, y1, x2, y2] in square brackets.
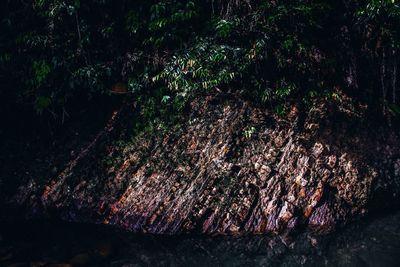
[12, 92, 400, 235]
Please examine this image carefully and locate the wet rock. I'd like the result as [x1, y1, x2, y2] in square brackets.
[308, 203, 335, 232]
[7, 92, 400, 235]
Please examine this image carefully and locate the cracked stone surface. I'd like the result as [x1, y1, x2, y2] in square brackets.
[8, 91, 400, 235]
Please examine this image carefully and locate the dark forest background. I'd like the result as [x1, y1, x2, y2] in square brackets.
[1, 0, 400, 135]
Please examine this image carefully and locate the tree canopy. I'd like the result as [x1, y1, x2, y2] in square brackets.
[1, 0, 399, 123]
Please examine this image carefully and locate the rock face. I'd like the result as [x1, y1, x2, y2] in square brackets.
[11, 92, 400, 235]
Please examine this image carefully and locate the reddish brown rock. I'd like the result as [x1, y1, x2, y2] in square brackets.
[10, 91, 400, 235]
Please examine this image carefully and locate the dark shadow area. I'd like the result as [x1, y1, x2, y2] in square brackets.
[1, 209, 400, 267]
[0, 94, 123, 208]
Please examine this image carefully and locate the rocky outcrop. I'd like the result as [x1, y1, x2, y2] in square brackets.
[10, 91, 400, 235]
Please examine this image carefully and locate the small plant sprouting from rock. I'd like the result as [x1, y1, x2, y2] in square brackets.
[243, 126, 256, 139]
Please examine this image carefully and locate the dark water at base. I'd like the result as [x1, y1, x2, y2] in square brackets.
[1, 211, 400, 267]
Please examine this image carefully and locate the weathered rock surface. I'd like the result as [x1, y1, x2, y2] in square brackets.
[9, 92, 400, 235]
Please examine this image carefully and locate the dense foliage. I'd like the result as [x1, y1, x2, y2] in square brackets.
[1, 0, 399, 124]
